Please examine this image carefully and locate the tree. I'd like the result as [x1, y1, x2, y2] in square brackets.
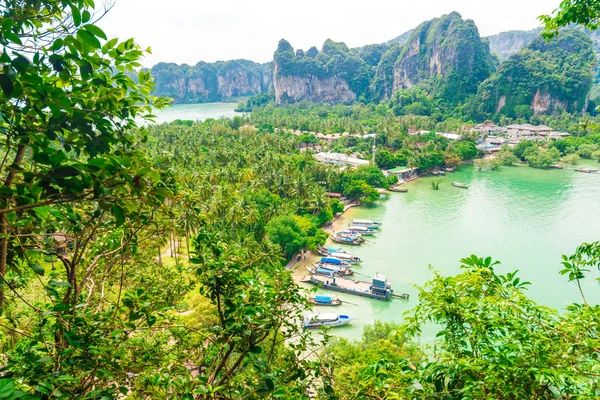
[562, 153, 581, 165]
[540, 0, 600, 38]
[265, 215, 307, 259]
[0, 0, 168, 309]
[578, 143, 599, 158]
[407, 254, 600, 398]
[375, 149, 398, 169]
[443, 152, 462, 167]
[343, 180, 380, 203]
[524, 147, 560, 168]
[497, 147, 519, 165]
[454, 141, 478, 160]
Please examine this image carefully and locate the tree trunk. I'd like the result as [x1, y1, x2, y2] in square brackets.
[0, 144, 26, 310]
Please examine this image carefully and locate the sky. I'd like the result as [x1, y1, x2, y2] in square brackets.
[98, 0, 562, 67]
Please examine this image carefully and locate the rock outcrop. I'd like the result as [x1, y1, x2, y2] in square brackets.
[390, 12, 493, 103]
[272, 39, 364, 105]
[150, 60, 272, 103]
[471, 29, 596, 118]
[273, 62, 356, 105]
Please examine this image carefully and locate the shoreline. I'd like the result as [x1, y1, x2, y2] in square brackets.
[287, 199, 362, 285]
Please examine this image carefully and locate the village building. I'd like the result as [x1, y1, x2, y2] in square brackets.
[437, 132, 461, 141]
[313, 152, 370, 168]
[388, 167, 418, 181]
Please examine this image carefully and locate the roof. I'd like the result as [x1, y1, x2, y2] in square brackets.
[313, 152, 370, 165]
[389, 167, 417, 173]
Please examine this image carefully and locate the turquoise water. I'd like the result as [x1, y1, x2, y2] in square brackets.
[151, 103, 242, 124]
[302, 164, 600, 340]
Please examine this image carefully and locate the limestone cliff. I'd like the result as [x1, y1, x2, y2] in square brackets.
[273, 61, 356, 104]
[150, 60, 273, 103]
[470, 29, 596, 118]
[487, 28, 542, 61]
[390, 12, 493, 104]
[272, 39, 367, 105]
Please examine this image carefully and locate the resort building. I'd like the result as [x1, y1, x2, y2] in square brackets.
[437, 132, 461, 141]
[388, 167, 418, 181]
[313, 152, 370, 168]
[471, 122, 507, 135]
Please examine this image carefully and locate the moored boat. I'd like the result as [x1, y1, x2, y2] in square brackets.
[336, 230, 365, 243]
[576, 168, 598, 173]
[452, 182, 469, 189]
[328, 252, 362, 264]
[444, 167, 455, 172]
[316, 246, 330, 256]
[309, 264, 354, 277]
[550, 164, 564, 169]
[388, 185, 408, 193]
[432, 170, 445, 176]
[318, 257, 350, 266]
[308, 295, 342, 306]
[303, 313, 356, 329]
[351, 219, 382, 229]
[302, 274, 396, 301]
[348, 226, 377, 236]
[330, 234, 362, 245]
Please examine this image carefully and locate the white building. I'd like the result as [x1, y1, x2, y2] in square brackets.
[437, 132, 461, 141]
[313, 152, 370, 168]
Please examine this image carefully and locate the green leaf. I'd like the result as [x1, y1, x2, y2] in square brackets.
[83, 24, 107, 40]
[48, 281, 72, 288]
[112, 204, 125, 227]
[30, 263, 45, 276]
[82, 10, 91, 24]
[76, 30, 101, 49]
[48, 102, 61, 118]
[0, 74, 13, 97]
[71, 6, 82, 27]
[0, 379, 15, 398]
[249, 345, 263, 354]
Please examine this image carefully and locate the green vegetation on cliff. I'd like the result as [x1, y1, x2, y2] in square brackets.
[274, 38, 373, 100]
[389, 12, 494, 105]
[151, 59, 272, 103]
[468, 29, 596, 120]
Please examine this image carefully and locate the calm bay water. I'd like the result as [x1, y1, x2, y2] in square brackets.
[151, 103, 241, 123]
[303, 164, 600, 340]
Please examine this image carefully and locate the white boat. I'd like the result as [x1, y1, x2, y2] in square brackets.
[351, 219, 382, 229]
[303, 313, 357, 329]
[329, 252, 362, 264]
[348, 226, 377, 236]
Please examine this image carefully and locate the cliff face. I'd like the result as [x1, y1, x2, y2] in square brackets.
[390, 12, 493, 104]
[272, 39, 365, 105]
[486, 28, 542, 61]
[472, 29, 596, 118]
[150, 60, 273, 103]
[273, 61, 356, 104]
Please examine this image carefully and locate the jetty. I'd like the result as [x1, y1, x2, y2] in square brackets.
[302, 274, 409, 301]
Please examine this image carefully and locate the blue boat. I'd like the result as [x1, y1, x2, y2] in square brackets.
[308, 295, 342, 306]
[320, 257, 347, 266]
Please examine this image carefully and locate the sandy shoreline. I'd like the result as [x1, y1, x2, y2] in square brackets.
[287, 201, 362, 285]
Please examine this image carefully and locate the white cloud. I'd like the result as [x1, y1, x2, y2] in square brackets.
[99, 0, 562, 67]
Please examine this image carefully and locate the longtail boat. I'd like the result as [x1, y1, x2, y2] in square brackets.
[351, 219, 382, 229]
[308, 295, 342, 306]
[452, 182, 469, 189]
